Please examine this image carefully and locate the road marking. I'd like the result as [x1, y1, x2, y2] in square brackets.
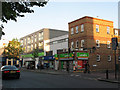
[75, 75, 79, 77]
[70, 74, 74, 76]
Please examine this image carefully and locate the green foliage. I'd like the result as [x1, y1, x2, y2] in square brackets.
[3, 38, 24, 59]
[32, 48, 39, 58]
[1, 1, 48, 23]
[0, 1, 48, 39]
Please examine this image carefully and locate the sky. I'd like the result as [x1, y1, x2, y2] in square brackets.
[0, 0, 119, 46]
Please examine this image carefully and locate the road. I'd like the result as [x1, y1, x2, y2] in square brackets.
[2, 70, 118, 88]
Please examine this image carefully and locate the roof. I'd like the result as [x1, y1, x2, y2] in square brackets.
[68, 16, 113, 24]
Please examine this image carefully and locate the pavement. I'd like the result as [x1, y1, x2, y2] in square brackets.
[20, 67, 119, 83]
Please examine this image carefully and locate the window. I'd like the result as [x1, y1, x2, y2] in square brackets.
[71, 28, 74, 35]
[108, 55, 111, 61]
[31, 35, 33, 43]
[76, 26, 79, 33]
[114, 30, 118, 36]
[81, 40, 84, 47]
[107, 26, 110, 34]
[107, 41, 110, 48]
[31, 44, 33, 51]
[71, 41, 74, 49]
[96, 25, 99, 32]
[39, 32, 43, 40]
[35, 43, 37, 49]
[81, 24, 84, 32]
[20, 40, 23, 45]
[76, 40, 79, 48]
[24, 38, 26, 45]
[39, 42, 43, 49]
[96, 55, 100, 61]
[35, 34, 37, 42]
[27, 45, 31, 52]
[96, 40, 100, 47]
[27, 37, 31, 44]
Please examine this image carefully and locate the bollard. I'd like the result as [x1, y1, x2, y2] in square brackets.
[106, 70, 109, 79]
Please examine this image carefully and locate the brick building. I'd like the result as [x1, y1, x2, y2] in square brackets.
[68, 16, 116, 71]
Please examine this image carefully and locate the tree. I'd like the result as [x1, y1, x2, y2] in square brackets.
[32, 48, 39, 60]
[0, 0, 48, 39]
[1, 0, 48, 23]
[3, 38, 24, 59]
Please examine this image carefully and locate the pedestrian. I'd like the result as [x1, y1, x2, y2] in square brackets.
[84, 62, 90, 73]
[37, 63, 40, 69]
[46, 63, 49, 69]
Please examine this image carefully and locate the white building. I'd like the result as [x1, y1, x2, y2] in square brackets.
[20, 28, 68, 69]
[44, 34, 68, 70]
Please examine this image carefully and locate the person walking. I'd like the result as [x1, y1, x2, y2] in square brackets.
[84, 61, 90, 73]
[37, 63, 40, 69]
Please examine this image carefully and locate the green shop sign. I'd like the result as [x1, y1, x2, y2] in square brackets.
[77, 52, 89, 57]
[21, 52, 44, 58]
[59, 53, 73, 58]
[21, 54, 33, 58]
[54, 54, 58, 58]
[38, 52, 44, 57]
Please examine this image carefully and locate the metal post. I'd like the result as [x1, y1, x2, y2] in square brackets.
[67, 48, 70, 73]
[106, 70, 108, 79]
[114, 50, 117, 79]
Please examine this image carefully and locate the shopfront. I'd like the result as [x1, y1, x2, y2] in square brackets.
[76, 52, 89, 69]
[2, 57, 20, 66]
[21, 52, 44, 69]
[59, 53, 74, 70]
[43, 56, 55, 69]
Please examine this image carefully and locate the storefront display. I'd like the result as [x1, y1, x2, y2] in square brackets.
[77, 52, 89, 69]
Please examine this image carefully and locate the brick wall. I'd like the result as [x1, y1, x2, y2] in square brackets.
[68, 16, 115, 71]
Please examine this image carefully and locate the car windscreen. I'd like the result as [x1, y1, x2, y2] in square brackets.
[1, 66, 18, 70]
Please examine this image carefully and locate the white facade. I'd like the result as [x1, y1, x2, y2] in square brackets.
[44, 34, 68, 70]
[44, 34, 68, 55]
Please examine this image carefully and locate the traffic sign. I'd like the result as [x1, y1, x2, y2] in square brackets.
[112, 37, 118, 50]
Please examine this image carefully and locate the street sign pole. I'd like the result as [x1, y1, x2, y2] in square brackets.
[112, 37, 118, 79]
[114, 50, 117, 79]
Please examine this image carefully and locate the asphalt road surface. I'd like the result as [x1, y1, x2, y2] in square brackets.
[2, 70, 118, 88]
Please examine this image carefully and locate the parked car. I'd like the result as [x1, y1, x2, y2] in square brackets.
[1, 65, 20, 80]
